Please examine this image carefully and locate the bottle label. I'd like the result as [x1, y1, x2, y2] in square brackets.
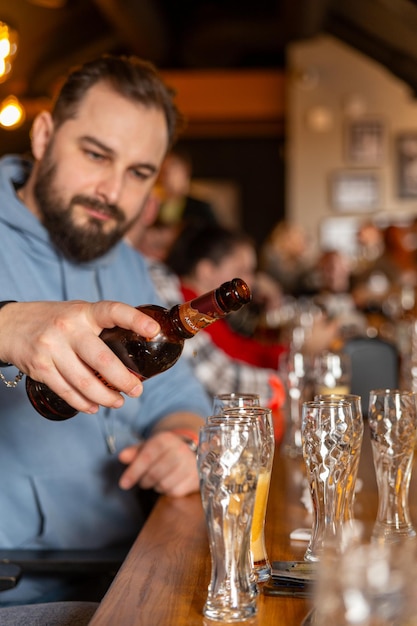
[178, 292, 226, 334]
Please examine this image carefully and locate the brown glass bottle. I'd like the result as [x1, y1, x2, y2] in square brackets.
[25, 278, 251, 421]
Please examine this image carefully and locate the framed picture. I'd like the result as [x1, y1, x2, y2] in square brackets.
[396, 133, 417, 198]
[345, 118, 385, 166]
[329, 170, 381, 213]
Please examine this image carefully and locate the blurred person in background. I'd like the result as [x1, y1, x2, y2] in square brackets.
[166, 222, 287, 370]
[352, 223, 417, 314]
[156, 147, 218, 228]
[163, 221, 343, 364]
[259, 220, 314, 296]
[127, 192, 178, 262]
[302, 249, 367, 343]
[128, 147, 219, 263]
[352, 220, 385, 276]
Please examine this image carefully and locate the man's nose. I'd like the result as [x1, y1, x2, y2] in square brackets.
[95, 170, 124, 205]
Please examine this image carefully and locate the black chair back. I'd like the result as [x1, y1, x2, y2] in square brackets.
[343, 336, 399, 417]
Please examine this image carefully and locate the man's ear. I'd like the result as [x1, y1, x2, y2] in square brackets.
[30, 111, 54, 160]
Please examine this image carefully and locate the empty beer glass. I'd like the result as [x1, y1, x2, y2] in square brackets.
[198, 420, 261, 622]
[280, 349, 313, 457]
[212, 392, 260, 416]
[368, 388, 417, 542]
[313, 538, 417, 625]
[314, 393, 364, 523]
[301, 399, 355, 561]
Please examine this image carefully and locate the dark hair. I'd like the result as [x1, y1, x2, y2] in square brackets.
[51, 54, 184, 148]
[166, 222, 254, 277]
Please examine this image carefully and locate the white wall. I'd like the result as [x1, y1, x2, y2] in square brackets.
[287, 34, 417, 254]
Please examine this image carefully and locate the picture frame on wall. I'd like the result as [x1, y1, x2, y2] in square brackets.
[396, 133, 417, 198]
[345, 118, 385, 166]
[329, 170, 380, 213]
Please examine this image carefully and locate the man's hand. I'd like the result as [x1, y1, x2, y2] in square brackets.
[118, 430, 200, 497]
[0, 300, 160, 414]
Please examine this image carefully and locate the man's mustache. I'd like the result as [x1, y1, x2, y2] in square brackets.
[71, 195, 125, 222]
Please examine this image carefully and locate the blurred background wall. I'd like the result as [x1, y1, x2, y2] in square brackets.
[2, 1, 417, 254]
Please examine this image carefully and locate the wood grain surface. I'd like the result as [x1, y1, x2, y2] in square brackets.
[90, 423, 417, 626]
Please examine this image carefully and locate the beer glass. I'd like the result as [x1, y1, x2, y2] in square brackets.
[314, 393, 364, 523]
[280, 350, 313, 457]
[313, 539, 417, 625]
[368, 388, 417, 542]
[214, 407, 275, 583]
[313, 351, 351, 397]
[198, 421, 261, 622]
[301, 399, 355, 561]
[212, 392, 260, 416]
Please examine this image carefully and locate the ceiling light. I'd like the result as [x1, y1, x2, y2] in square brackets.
[0, 21, 18, 83]
[0, 37, 10, 59]
[0, 96, 25, 129]
[305, 105, 334, 132]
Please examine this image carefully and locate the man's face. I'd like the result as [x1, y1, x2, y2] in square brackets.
[32, 82, 169, 262]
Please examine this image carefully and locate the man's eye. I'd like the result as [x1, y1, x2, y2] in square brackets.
[85, 150, 106, 161]
[132, 170, 148, 180]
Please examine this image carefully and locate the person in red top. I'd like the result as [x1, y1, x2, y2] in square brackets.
[181, 281, 286, 369]
[165, 222, 287, 370]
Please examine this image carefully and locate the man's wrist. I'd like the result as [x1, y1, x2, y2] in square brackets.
[171, 428, 200, 454]
[0, 301, 16, 367]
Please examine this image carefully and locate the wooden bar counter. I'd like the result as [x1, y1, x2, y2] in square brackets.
[89, 425, 417, 626]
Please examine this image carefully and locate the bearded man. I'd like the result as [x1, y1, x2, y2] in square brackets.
[0, 55, 211, 606]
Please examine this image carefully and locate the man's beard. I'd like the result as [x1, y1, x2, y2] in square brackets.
[33, 150, 133, 263]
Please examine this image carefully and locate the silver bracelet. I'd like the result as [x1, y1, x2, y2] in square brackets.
[0, 369, 24, 388]
[0, 301, 24, 387]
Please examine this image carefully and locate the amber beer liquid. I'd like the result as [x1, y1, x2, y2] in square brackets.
[251, 468, 272, 577]
[314, 384, 350, 396]
[26, 278, 251, 420]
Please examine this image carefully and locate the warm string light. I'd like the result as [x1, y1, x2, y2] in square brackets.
[0, 96, 25, 128]
[0, 21, 18, 83]
[0, 20, 24, 129]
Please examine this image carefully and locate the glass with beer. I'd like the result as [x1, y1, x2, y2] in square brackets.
[209, 407, 275, 583]
[313, 351, 351, 397]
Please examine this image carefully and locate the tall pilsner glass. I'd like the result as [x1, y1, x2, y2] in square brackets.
[301, 400, 355, 561]
[210, 407, 275, 583]
[314, 393, 364, 524]
[198, 421, 261, 622]
[368, 389, 417, 542]
[280, 350, 313, 457]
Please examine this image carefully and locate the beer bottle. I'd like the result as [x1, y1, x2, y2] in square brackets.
[26, 278, 251, 421]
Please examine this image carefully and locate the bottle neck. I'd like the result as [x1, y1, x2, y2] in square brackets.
[170, 279, 251, 338]
[170, 291, 228, 338]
